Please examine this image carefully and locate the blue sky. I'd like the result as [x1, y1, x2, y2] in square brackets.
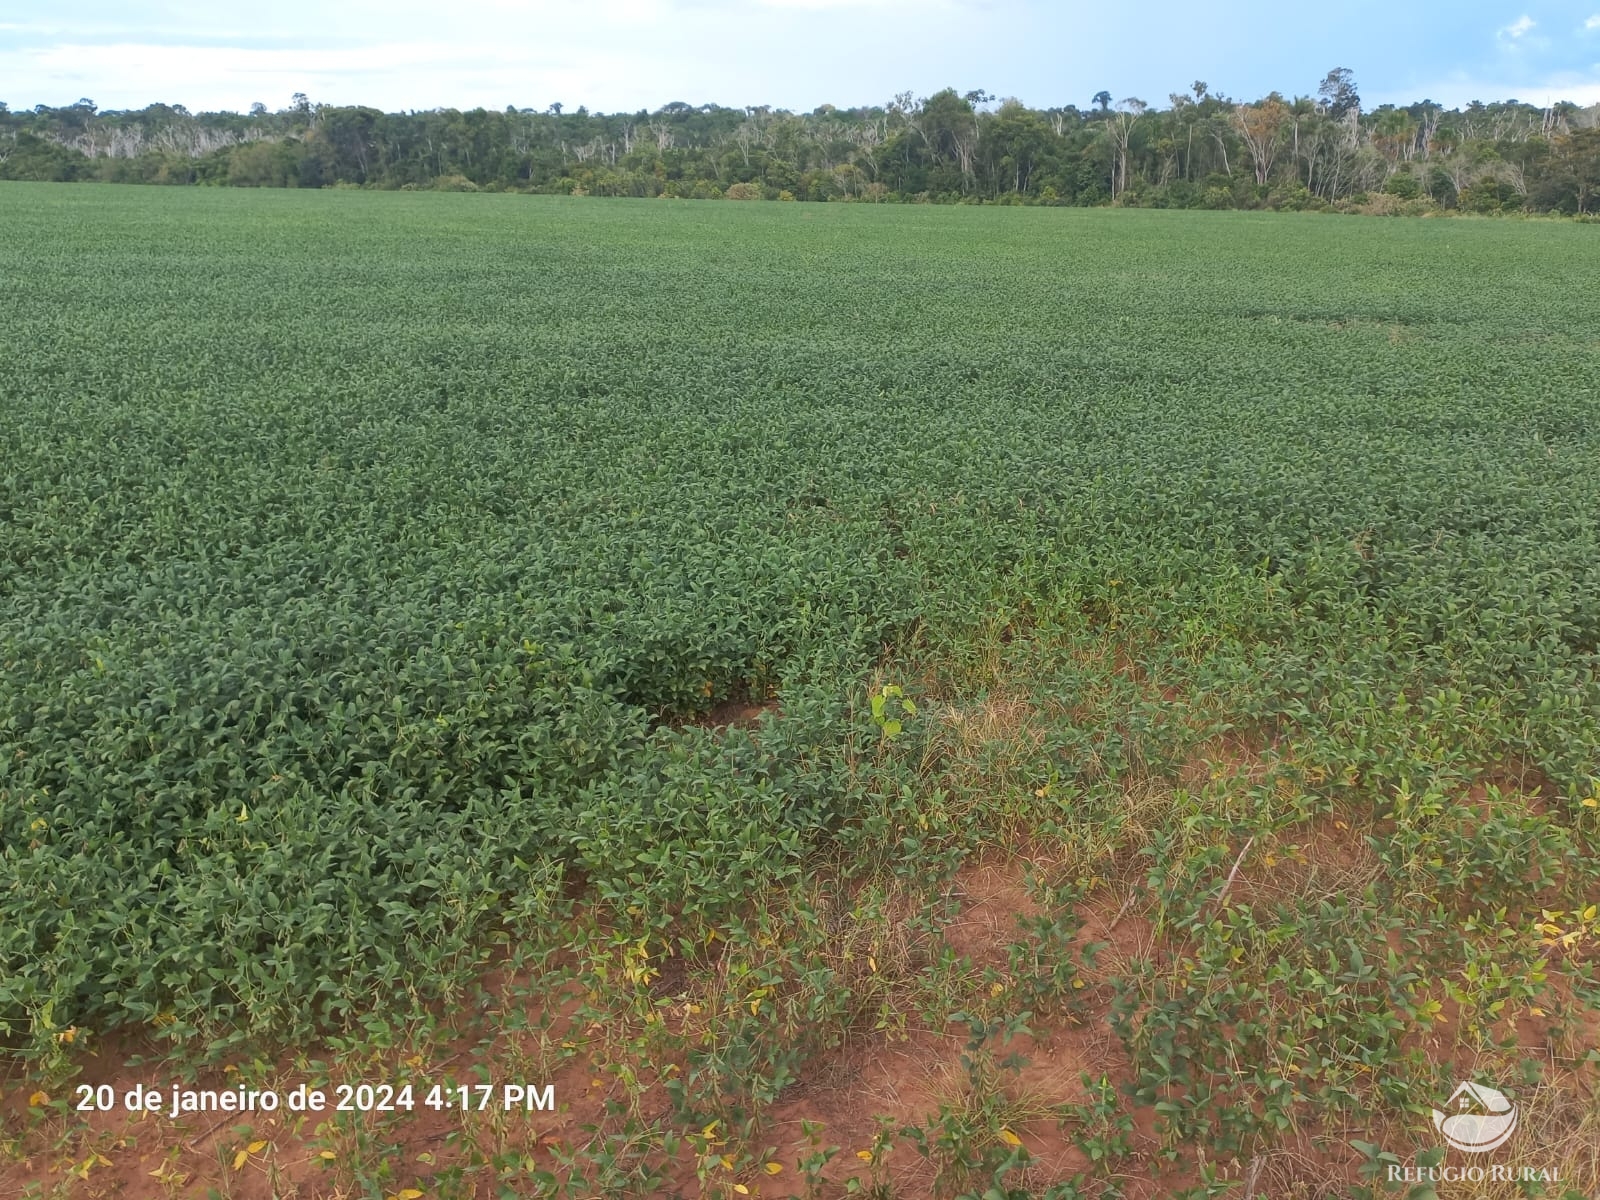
[2, 0, 1598, 115]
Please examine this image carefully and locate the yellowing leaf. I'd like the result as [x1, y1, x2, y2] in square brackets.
[237, 804, 250, 822]
[28, 1091, 48, 1106]
[999, 1128, 1023, 1147]
[318, 1150, 336, 1161]
[733, 1187, 750, 1196]
[856, 1149, 874, 1163]
[396, 1189, 424, 1200]
[764, 1161, 784, 1175]
[1582, 797, 1599, 808]
[231, 1150, 249, 1171]
[247, 1140, 268, 1154]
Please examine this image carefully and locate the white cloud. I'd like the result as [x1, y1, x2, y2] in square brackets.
[1, 39, 665, 111]
[1500, 13, 1535, 38]
[0, 0, 996, 112]
[1587, 14, 1600, 30]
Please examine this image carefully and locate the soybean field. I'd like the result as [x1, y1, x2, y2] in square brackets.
[3, 185, 1599, 1198]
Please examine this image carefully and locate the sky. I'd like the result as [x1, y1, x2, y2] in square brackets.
[2, 0, 1599, 115]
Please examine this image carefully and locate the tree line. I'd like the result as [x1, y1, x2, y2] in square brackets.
[3, 71, 1598, 215]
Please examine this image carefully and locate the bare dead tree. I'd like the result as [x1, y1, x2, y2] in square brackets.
[1497, 158, 1529, 197]
[1104, 98, 1146, 200]
[1418, 107, 1439, 159]
[731, 121, 758, 167]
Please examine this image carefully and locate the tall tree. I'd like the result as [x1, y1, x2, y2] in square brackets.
[1318, 69, 1360, 121]
[1104, 98, 1145, 199]
[1234, 97, 1289, 185]
[1553, 128, 1600, 213]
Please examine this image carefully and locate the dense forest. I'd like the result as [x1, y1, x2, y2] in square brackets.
[4, 70, 1598, 214]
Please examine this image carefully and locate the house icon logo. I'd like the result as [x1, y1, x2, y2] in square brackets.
[1432, 1081, 1518, 1153]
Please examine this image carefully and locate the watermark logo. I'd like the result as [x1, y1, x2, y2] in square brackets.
[1432, 1080, 1518, 1154]
[1383, 1079, 1556, 1184]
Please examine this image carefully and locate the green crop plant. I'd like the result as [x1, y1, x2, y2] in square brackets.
[2, 185, 1599, 1196]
